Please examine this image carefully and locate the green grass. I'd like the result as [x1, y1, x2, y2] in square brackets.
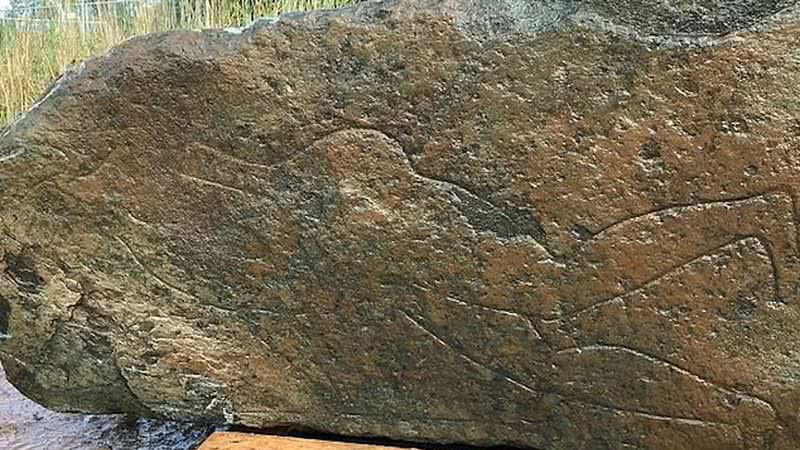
[0, 0, 353, 127]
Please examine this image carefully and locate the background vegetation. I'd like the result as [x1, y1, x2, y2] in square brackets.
[0, 0, 353, 127]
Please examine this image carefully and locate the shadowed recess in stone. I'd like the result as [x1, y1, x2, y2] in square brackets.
[3, 253, 44, 294]
[0, 297, 9, 339]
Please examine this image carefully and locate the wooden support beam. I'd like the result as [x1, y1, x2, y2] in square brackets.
[198, 432, 421, 450]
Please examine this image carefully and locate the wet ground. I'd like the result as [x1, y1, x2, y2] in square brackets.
[0, 363, 214, 450]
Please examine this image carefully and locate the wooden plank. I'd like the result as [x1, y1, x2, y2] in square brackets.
[197, 432, 421, 450]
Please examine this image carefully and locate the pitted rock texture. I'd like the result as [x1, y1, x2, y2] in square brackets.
[2, 0, 800, 448]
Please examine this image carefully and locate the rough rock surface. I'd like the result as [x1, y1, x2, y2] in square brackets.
[2, 0, 800, 448]
[0, 364, 213, 450]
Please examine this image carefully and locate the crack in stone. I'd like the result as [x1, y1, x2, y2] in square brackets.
[65, 289, 87, 322]
[114, 359, 153, 415]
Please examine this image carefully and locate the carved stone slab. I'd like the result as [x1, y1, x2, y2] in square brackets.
[2, 1, 800, 448]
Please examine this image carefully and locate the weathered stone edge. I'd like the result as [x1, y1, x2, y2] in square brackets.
[3, 0, 800, 153]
